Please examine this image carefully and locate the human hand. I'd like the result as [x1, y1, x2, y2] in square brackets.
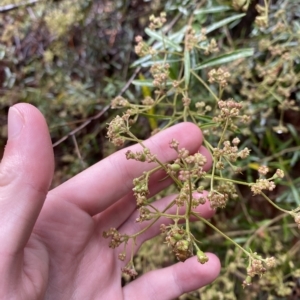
[0, 103, 220, 299]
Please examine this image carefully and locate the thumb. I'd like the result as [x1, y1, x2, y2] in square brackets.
[0, 103, 54, 254]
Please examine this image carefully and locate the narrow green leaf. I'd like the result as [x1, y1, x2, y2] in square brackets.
[140, 59, 182, 68]
[195, 115, 213, 121]
[291, 184, 300, 205]
[130, 55, 152, 68]
[233, 237, 248, 243]
[291, 152, 299, 167]
[194, 6, 231, 14]
[140, 113, 172, 120]
[199, 122, 218, 129]
[184, 50, 190, 88]
[132, 79, 173, 87]
[205, 13, 246, 34]
[194, 48, 254, 70]
[145, 28, 182, 51]
[169, 26, 186, 44]
[287, 124, 300, 144]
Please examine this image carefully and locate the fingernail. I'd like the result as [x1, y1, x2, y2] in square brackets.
[8, 107, 24, 140]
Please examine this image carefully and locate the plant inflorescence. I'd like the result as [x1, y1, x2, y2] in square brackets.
[103, 2, 300, 292]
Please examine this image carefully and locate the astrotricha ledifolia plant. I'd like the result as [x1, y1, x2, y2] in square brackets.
[103, 11, 300, 288]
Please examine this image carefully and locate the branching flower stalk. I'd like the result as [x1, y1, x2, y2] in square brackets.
[104, 9, 299, 290]
[105, 113, 288, 286]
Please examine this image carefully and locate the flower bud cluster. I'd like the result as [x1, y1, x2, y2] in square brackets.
[118, 252, 126, 261]
[217, 99, 242, 117]
[264, 257, 277, 269]
[232, 0, 249, 11]
[132, 174, 149, 206]
[208, 68, 230, 88]
[208, 182, 238, 209]
[250, 168, 284, 195]
[168, 150, 207, 182]
[185, 27, 207, 51]
[274, 169, 284, 179]
[149, 12, 167, 30]
[244, 255, 276, 288]
[258, 165, 269, 175]
[255, 64, 280, 85]
[186, 27, 199, 51]
[192, 193, 207, 208]
[207, 190, 228, 209]
[255, 4, 269, 27]
[175, 182, 191, 207]
[250, 179, 276, 195]
[217, 182, 238, 198]
[142, 96, 155, 106]
[135, 35, 156, 57]
[247, 259, 266, 277]
[136, 207, 152, 222]
[204, 38, 219, 55]
[178, 148, 189, 159]
[165, 227, 193, 262]
[213, 139, 250, 164]
[107, 115, 129, 146]
[169, 138, 179, 150]
[213, 100, 251, 130]
[122, 264, 138, 278]
[103, 228, 124, 248]
[182, 96, 191, 107]
[126, 148, 156, 163]
[185, 152, 207, 166]
[195, 101, 212, 114]
[111, 96, 129, 109]
[150, 63, 170, 88]
[175, 183, 206, 208]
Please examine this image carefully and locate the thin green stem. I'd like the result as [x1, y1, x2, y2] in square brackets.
[130, 200, 177, 238]
[204, 174, 250, 186]
[125, 130, 183, 188]
[260, 192, 291, 215]
[192, 212, 252, 258]
[210, 118, 229, 191]
[190, 70, 219, 102]
[185, 178, 193, 236]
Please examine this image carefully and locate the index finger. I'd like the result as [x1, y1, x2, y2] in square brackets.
[50, 122, 204, 216]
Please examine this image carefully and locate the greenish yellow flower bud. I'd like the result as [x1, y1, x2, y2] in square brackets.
[197, 250, 209, 264]
[176, 240, 189, 251]
[170, 164, 181, 171]
[173, 233, 184, 240]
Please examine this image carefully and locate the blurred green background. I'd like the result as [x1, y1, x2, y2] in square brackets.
[1, 0, 300, 299]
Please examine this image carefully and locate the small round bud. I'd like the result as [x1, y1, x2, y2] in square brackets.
[197, 250, 209, 264]
[118, 253, 126, 261]
[166, 236, 177, 247]
[176, 240, 189, 251]
[275, 169, 284, 179]
[160, 224, 167, 233]
[242, 275, 252, 288]
[173, 233, 184, 241]
[170, 164, 181, 171]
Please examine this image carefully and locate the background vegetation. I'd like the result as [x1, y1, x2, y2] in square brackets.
[0, 0, 300, 299]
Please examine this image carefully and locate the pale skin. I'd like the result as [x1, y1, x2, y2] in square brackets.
[0, 103, 220, 299]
